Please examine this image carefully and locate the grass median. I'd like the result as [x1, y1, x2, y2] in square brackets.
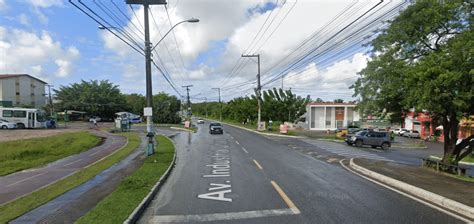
[0, 131, 101, 176]
[76, 135, 175, 224]
[0, 132, 140, 223]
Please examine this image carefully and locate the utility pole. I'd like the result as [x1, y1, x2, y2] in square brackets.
[182, 85, 193, 119]
[126, 0, 167, 156]
[212, 87, 221, 121]
[241, 54, 262, 131]
[204, 97, 208, 118]
[45, 84, 54, 117]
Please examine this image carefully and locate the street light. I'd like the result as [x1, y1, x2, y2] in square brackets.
[151, 18, 199, 52]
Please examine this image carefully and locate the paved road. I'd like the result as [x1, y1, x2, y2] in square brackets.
[138, 122, 462, 223]
[0, 131, 126, 205]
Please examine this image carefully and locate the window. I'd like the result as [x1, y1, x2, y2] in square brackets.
[2, 110, 13, 117]
[16, 92, 20, 95]
[13, 110, 27, 118]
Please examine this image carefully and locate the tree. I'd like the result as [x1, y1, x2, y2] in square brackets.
[353, 1, 473, 164]
[333, 99, 344, 103]
[152, 92, 181, 124]
[124, 94, 146, 116]
[54, 80, 127, 119]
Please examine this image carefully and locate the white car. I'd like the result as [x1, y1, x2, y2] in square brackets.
[89, 116, 101, 122]
[197, 119, 205, 124]
[397, 128, 409, 136]
[403, 130, 421, 138]
[0, 119, 17, 129]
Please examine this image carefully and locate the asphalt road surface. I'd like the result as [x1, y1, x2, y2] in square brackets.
[138, 122, 463, 223]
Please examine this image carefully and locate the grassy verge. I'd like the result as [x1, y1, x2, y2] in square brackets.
[0, 132, 101, 176]
[76, 135, 175, 224]
[0, 132, 140, 223]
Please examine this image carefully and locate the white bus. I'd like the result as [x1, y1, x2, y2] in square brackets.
[0, 107, 46, 129]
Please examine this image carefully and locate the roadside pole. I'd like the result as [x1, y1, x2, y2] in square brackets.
[212, 87, 221, 121]
[241, 54, 262, 131]
[127, 0, 168, 156]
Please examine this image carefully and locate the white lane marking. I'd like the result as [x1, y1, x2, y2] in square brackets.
[235, 140, 240, 145]
[150, 209, 295, 222]
[6, 172, 46, 187]
[339, 159, 472, 223]
[241, 146, 249, 154]
[63, 159, 83, 167]
[253, 160, 263, 170]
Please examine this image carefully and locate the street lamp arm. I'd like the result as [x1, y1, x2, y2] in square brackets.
[151, 18, 199, 52]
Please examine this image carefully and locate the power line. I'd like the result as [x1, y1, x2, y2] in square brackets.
[69, 0, 144, 56]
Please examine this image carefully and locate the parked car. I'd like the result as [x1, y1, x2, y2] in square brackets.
[130, 117, 142, 123]
[345, 131, 391, 150]
[197, 119, 205, 124]
[403, 130, 421, 138]
[209, 122, 223, 134]
[0, 119, 17, 129]
[397, 128, 409, 136]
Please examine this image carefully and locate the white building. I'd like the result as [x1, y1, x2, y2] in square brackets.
[0, 74, 47, 108]
[307, 102, 360, 130]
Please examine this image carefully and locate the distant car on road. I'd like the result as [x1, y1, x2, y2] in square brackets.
[345, 131, 391, 150]
[130, 117, 142, 123]
[403, 130, 420, 138]
[209, 122, 223, 134]
[89, 116, 101, 122]
[397, 128, 409, 136]
[0, 119, 17, 129]
[197, 119, 205, 124]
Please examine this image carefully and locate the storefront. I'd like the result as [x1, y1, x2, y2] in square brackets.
[306, 102, 359, 130]
[403, 111, 433, 138]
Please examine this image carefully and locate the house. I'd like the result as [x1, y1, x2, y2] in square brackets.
[306, 102, 360, 130]
[0, 74, 47, 108]
[402, 111, 433, 138]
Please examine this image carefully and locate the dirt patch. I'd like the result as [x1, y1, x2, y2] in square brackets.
[0, 129, 83, 142]
[0, 122, 115, 142]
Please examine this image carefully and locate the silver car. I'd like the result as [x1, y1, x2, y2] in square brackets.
[403, 130, 421, 138]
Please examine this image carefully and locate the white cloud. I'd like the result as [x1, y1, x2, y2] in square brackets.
[18, 13, 30, 26]
[0, 27, 80, 80]
[0, 0, 6, 11]
[99, 0, 400, 99]
[24, 0, 62, 8]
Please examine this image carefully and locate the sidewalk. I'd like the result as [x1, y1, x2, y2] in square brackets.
[0, 131, 127, 205]
[353, 158, 474, 207]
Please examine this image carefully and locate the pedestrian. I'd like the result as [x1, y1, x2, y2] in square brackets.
[93, 118, 98, 129]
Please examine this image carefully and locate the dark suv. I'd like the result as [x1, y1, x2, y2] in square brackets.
[345, 131, 391, 150]
[209, 122, 223, 134]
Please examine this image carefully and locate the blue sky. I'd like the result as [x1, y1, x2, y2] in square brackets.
[0, 0, 404, 102]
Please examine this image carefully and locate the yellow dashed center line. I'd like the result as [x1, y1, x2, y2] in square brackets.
[270, 181, 301, 214]
[253, 159, 263, 170]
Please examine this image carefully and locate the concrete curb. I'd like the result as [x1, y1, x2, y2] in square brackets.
[207, 118, 303, 139]
[170, 126, 195, 133]
[124, 135, 178, 224]
[391, 144, 427, 149]
[349, 158, 474, 220]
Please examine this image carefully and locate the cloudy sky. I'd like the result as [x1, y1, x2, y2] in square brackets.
[0, 0, 407, 102]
